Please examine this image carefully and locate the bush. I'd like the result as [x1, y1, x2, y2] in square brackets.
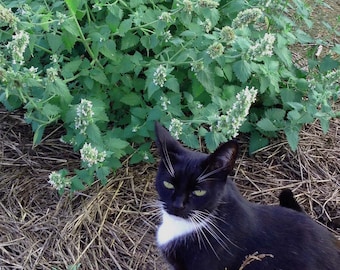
[0, 0, 339, 193]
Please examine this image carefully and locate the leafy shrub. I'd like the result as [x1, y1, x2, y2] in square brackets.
[0, 0, 339, 193]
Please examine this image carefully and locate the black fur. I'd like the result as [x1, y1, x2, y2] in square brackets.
[279, 188, 303, 212]
[155, 122, 340, 270]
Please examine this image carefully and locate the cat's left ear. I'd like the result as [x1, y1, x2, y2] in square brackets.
[205, 140, 238, 174]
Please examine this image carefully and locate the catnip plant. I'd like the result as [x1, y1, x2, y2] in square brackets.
[0, 0, 339, 193]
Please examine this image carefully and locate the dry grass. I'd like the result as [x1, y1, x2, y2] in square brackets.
[1, 105, 339, 270]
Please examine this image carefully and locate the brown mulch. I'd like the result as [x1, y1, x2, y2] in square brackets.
[0, 106, 339, 270]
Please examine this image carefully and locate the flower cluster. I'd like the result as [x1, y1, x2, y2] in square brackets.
[160, 95, 171, 110]
[153, 65, 167, 87]
[46, 67, 59, 82]
[232, 8, 263, 28]
[159, 12, 172, 23]
[80, 142, 107, 167]
[220, 26, 235, 44]
[203, 19, 212, 33]
[198, 0, 219, 9]
[190, 60, 204, 73]
[6, 30, 29, 65]
[48, 171, 71, 191]
[207, 42, 224, 59]
[0, 4, 18, 28]
[75, 99, 95, 134]
[218, 86, 258, 139]
[164, 30, 172, 42]
[248, 33, 276, 60]
[182, 0, 193, 14]
[169, 118, 183, 139]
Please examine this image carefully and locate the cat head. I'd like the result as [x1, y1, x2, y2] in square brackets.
[155, 122, 238, 219]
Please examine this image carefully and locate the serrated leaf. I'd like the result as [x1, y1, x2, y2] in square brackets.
[249, 131, 269, 154]
[319, 55, 340, 73]
[90, 68, 109, 85]
[196, 69, 215, 93]
[121, 32, 139, 50]
[87, 123, 102, 144]
[62, 18, 79, 37]
[120, 92, 141, 106]
[256, 118, 278, 132]
[107, 138, 129, 150]
[42, 103, 61, 118]
[47, 33, 63, 53]
[65, 0, 82, 14]
[119, 18, 132, 36]
[265, 108, 286, 121]
[96, 166, 110, 185]
[165, 77, 179, 92]
[284, 125, 300, 151]
[232, 60, 251, 83]
[46, 79, 73, 105]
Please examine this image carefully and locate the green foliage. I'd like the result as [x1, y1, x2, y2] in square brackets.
[0, 0, 339, 193]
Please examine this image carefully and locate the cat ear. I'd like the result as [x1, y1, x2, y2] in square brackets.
[205, 140, 238, 173]
[154, 121, 184, 157]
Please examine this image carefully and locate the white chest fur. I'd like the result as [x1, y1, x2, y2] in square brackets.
[157, 210, 207, 247]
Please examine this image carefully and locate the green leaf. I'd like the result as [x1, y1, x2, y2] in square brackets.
[33, 125, 45, 146]
[96, 166, 111, 185]
[120, 93, 141, 106]
[46, 79, 73, 105]
[65, 0, 82, 15]
[42, 103, 61, 118]
[256, 118, 278, 132]
[87, 123, 102, 144]
[165, 77, 180, 92]
[232, 60, 251, 83]
[265, 108, 286, 121]
[319, 55, 340, 73]
[121, 32, 139, 50]
[90, 68, 109, 85]
[284, 125, 300, 151]
[249, 131, 269, 154]
[118, 18, 133, 36]
[196, 69, 215, 93]
[62, 18, 79, 37]
[47, 34, 63, 53]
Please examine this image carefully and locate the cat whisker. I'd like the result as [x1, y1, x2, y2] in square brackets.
[161, 143, 175, 177]
[197, 167, 224, 183]
[189, 213, 219, 259]
[193, 210, 234, 256]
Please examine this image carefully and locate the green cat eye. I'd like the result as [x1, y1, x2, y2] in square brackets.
[193, 189, 207, 197]
[163, 181, 174, 189]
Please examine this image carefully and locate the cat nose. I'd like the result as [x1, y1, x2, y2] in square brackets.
[172, 196, 185, 209]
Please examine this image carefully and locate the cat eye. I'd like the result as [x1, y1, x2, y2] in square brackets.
[163, 181, 174, 189]
[192, 189, 207, 197]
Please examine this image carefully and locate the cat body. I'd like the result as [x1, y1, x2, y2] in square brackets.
[154, 122, 340, 270]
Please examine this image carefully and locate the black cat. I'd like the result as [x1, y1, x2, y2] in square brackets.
[154, 122, 340, 270]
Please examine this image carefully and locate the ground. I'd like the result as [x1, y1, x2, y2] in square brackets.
[0, 1, 339, 269]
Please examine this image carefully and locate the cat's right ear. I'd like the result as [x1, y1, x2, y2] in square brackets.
[154, 121, 184, 157]
[204, 140, 238, 174]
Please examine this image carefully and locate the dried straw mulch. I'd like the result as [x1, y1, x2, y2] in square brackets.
[0, 107, 339, 269]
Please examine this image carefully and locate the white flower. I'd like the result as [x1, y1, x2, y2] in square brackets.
[6, 30, 30, 65]
[80, 142, 107, 167]
[232, 8, 263, 28]
[218, 86, 258, 139]
[75, 99, 95, 134]
[248, 33, 276, 60]
[169, 119, 183, 139]
[160, 96, 171, 110]
[46, 67, 58, 82]
[153, 65, 167, 87]
[48, 171, 71, 191]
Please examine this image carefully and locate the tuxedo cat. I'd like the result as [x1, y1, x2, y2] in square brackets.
[154, 122, 340, 270]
